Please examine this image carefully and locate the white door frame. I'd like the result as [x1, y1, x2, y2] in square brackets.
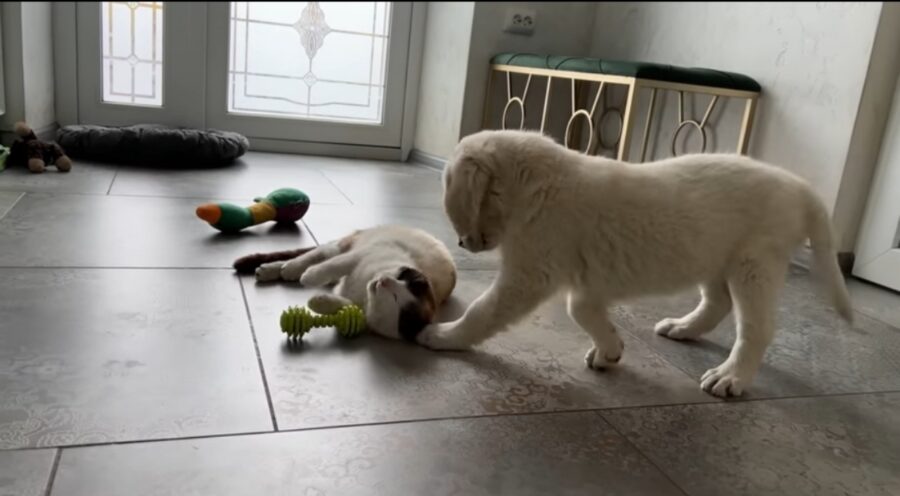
[52, 1, 426, 161]
[853, 77, 900, 291]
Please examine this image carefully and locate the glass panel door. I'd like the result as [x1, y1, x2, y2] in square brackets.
[205, 2, 413, 147]
[227, 2, 390, 124]
[75, 2, 415, 152]
[100, 1, 164, 106]
[76, 1, 207, 128]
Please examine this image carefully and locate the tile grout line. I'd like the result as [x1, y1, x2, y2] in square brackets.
[0, 266, 496, 272]
[845, 306, 900, 334]
[0, 192, 26, 221]
[301, 218, 320, 246]
[0, 186, 448, 209]
[42, 448, 62, 496]
[238, 277, 280, 432]
[4, 387, 899, 453]
[319, 170, 355, 205]
[594, 412, 692, 496]
[616, 324, 711, 388]
[0, 187, 365, 207]
[105, 167, 120, 195]
[106, 192, 354, 206]
[0, 266, 234, 270]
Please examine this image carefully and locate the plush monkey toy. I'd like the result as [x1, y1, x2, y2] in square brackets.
[9, 122, 73, 173]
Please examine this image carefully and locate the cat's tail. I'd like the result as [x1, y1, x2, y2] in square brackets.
[806, 192, 853, 323]
[233, 247, 315, 274]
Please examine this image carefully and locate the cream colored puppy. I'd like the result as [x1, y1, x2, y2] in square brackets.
[418, 129, 852, 397]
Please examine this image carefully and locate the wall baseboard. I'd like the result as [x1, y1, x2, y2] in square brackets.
[247, 137, 403, 161]
[409, 148, 446, 171]
[792, 246, 855, 275]
[1, 122, 60, 146]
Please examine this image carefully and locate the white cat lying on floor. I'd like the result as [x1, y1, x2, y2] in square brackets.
[234, 225, 457, 342]
[417, 129, 853, 398]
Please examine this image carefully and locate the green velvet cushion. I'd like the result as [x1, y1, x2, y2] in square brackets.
[492, 53, 761, 93]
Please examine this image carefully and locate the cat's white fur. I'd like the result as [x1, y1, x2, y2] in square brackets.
[418, 129, 852, 397]
[255, 225, 456, 340]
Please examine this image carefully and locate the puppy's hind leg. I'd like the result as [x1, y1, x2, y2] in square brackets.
[567, 289, 624, 370]
[701, 255, 787, 397]
[655, 280, 732, 340]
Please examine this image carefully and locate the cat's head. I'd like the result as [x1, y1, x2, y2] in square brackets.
[365, 266, 437, 342]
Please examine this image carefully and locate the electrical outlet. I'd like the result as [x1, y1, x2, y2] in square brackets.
[503, 7, 536, 36]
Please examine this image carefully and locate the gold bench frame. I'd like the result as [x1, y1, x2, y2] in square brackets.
[482, 63, 760, 162]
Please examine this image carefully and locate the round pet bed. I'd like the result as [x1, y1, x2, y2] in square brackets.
[56, 124, 250, 167]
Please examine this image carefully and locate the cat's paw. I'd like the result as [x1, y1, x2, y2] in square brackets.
[299, 266, 329, 287]
[255, 262, 283, 282]
[307, 294, 349, 315]
[280, 259, 309, 281]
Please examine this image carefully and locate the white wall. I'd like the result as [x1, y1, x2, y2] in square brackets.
[413, 2, 475, 159]
[459, 2, 597, 139]
[414, 2, 597, 158]
[590, 2, 882, 228]
[21, 1, 54, 130]
[0, 1, 56, 140]
[0, 7, 6, 117]
[0, 2, 25, 136]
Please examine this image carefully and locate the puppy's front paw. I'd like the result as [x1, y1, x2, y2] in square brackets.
[654, 318, 703, 340]
[584, 338, 624, 370]
[700, 361, 750, 398]
[416, 323, 472, 351]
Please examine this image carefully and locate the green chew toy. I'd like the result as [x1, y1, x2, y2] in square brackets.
[280, 304, 366, 340]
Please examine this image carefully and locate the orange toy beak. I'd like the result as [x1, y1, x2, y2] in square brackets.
[196, 204, 222, 224]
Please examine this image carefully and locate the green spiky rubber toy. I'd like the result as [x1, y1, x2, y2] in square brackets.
[280, 304, 366, 340]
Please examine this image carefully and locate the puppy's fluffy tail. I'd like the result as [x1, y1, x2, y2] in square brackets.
[233, 247, 314, 274]
[806, 194, 853, 323]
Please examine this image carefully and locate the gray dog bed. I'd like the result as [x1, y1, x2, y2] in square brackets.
[56, 124, 249, 167]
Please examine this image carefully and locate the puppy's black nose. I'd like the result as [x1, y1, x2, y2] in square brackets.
[458, 238, 464, 247]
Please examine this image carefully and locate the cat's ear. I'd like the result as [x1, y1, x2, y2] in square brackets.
[406, 278, 431, 298]
[397, 267, 432, 297]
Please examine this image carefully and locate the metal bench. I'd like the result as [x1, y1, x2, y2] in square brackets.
[484, 53, 762, 162]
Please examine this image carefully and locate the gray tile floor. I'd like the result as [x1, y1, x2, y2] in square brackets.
[1, 153, 899, 496]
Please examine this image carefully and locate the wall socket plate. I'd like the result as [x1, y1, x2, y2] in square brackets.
[503, 7, 536, 36]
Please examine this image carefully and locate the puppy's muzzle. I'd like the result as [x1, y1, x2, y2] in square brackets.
[458, 235, 485, 252]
